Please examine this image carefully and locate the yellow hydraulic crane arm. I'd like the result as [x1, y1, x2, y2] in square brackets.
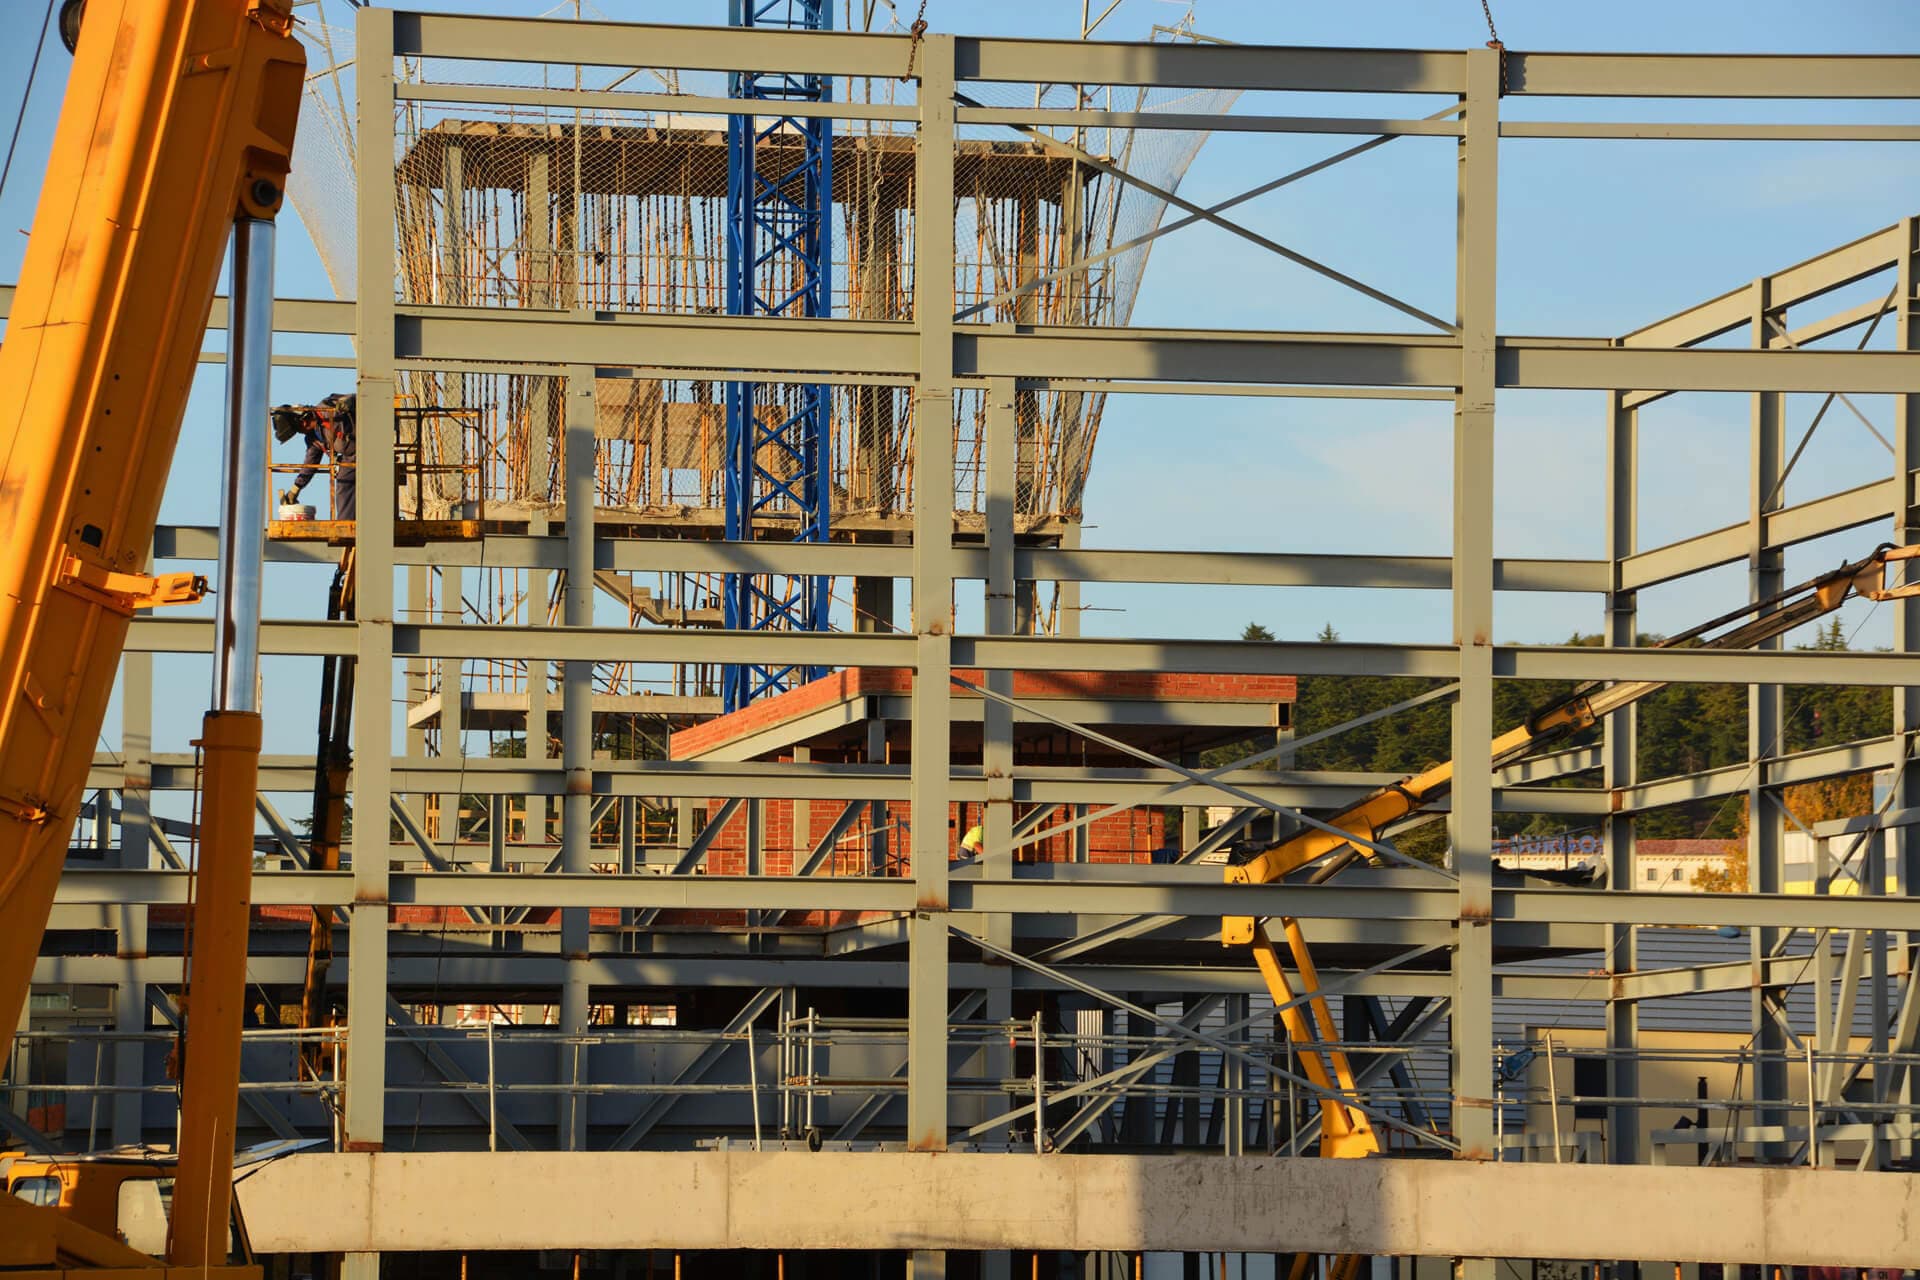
[1230, 545, 1917, 1280]
[0, 0, 301, 1077]
[0, 3, 301, 1272]
[1226, 544, 1920, 905]
[1228, 552, 1920, 1120]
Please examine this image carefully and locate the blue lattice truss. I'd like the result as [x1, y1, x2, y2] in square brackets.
[723, 0, 834, 712]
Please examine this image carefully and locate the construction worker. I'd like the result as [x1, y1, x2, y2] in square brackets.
[272, 392, 357, 520]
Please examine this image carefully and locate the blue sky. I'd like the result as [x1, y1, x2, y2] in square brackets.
[1, 0, 1917, 814]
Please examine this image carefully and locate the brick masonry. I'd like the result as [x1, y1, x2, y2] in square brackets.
[245, 670, 1296, 935]
[672, 667, 1298, 910]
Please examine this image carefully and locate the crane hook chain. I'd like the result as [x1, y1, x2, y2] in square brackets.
[1478, 0, 1510, 95]
[901, 0, 929, 81]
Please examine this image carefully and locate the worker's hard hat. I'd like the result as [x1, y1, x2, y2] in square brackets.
[271, 406, 303, 443]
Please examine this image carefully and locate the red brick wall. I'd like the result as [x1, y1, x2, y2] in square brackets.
[695, 796, 1164, 877]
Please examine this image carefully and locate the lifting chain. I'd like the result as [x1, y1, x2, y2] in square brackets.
[900, 0, 928, 81]
[1477, 0, 1509, 95]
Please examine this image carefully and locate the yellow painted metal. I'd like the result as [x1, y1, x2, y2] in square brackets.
[54, 558, 207, 613]
[1224, 713, 1583, 908]
[0, 0, 300, 1272]
[0, 1157, 257, 1275]
[1255, 921, 1376, 1280]
[0, 0, 302, 1076]
[266, 518, 486, 543]
[1249, 921, 1379, 1161]
[166, 710, 263, 1268]
[1222, 545, 1911, 929]
[1232, 545, 1910, 1280]
[0, 1171, 162, 1270]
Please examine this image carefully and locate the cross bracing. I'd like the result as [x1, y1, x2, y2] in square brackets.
[2, 9, 1918, 1273]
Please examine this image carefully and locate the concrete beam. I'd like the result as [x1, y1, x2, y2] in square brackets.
[234, 1151, 1919, 1265]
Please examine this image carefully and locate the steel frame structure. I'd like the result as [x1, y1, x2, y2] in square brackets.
[722, 0, 836, 711]
[2, 11, 1917, 1274]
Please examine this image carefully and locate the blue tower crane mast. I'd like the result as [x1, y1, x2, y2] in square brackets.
[723, 0, 835, 712]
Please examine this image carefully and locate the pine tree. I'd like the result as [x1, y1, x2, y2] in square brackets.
[1241, 621, 1275, 642]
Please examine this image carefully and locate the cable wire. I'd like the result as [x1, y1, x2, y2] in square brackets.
[0, 0, 57, 208]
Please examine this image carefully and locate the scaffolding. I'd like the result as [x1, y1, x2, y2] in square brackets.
[723, 0, 836, 710]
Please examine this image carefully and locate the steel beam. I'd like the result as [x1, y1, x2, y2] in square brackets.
[1752, 270, 1798, 1162]
[0, 284, 353, 335]
[1499, 341, 1920, 394]
[405, 536, 1604, 594]
[1508, 52, 1920, 98]
[1621, 736, 1905, 813]
[389, 11, 911, 74]
[1617, 474, 1910, 591]
[395, 305, 1920, 395]
[1502, 121, 1920, 142]
[76, 754, 1611, 814]
[1493, 644, 1919, 686]
[63, 867, 1914, 929]
[957, 38, 1465, 93]
[958, 106, 1462, 137]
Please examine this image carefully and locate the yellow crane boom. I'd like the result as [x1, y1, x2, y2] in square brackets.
[0, 1, 302, 1272]
[1227, 545, 1919, 906]
[1227, 544, 1918, 1280]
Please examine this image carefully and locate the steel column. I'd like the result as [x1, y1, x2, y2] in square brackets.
[1749, 276, 1790, 1160]
[1450, 45, 1500, 1165]
[980, 376, 1018, 1150]
[1893, 214, 1920, 1160]
[558, 367, 596, 1148]
[345, 5, 398, 1166]
[906, 32, 958, 1153]
[1605, 388, 1641, 1169]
